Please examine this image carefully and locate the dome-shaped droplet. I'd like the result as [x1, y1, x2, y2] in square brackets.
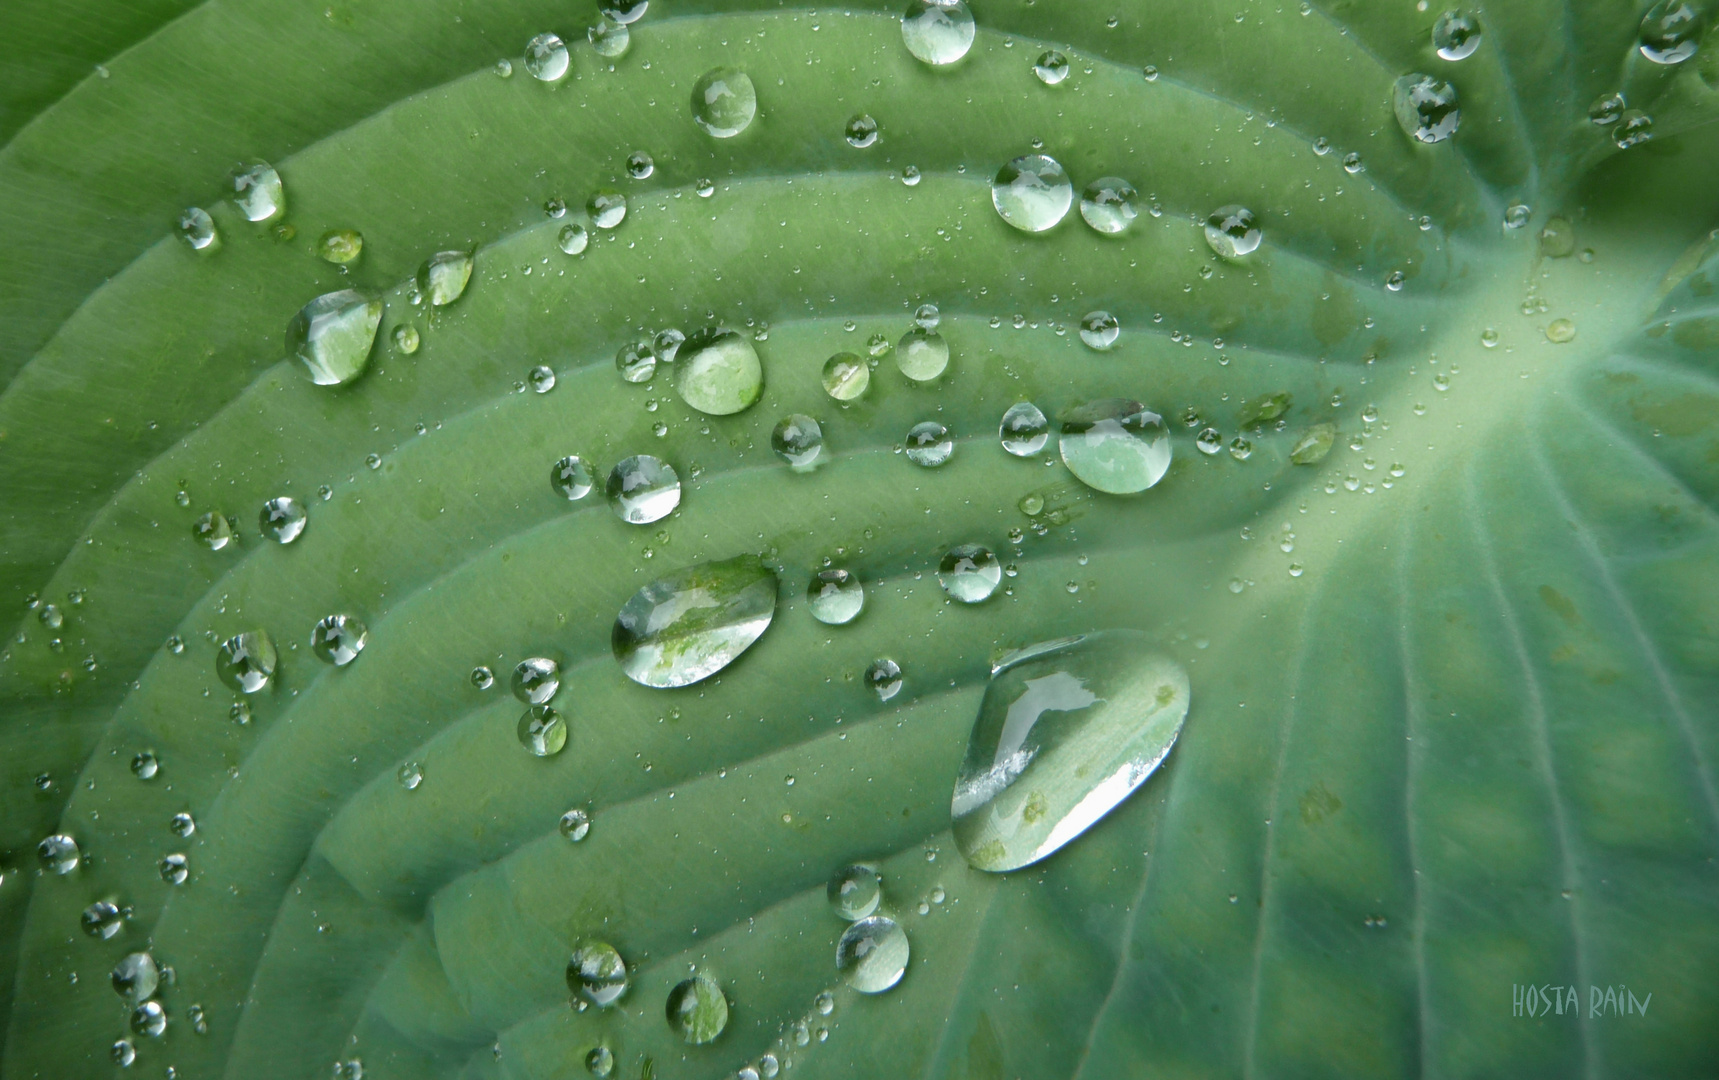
[552, 455, 594, 500]
[845, 114, 879, 147]
[170, 811, 196, 837]
[1203, 205, 1261, 258]
[827, 863, 882, 920]
[772, 414, 824, 469]
[398, 761, 424, 790]
[866, 658, 903, 701]
[836, 916, 909, 992]
[1079, 177, 1138, 235]
[1058, 399, 1171, 494]
[901, 0, 976, 65]
[130, 1000, 168, 1038]
[317, 229, 362, 264]
[311, 614, 367, 666]
[938, 544, 1001, 603]
[524, 33, 570, 81]
[287, 290, 383, 386]
[38, 834, 80, 875]
[1392, 74, 1461, 143]
[590, 17, 631, 57]
[626, 151, 654, 179]
[691, 68, 757, 138]
[991, 154, 1073, 232]
[616, 338, 657, 383]
[822, 352, 870, 400]
[558, 223, 590, 255]
[586, 1046, 614, 1077]
[567, 941, 629, 1006]
[666, 973, 729, 1044]
[1614, 109, 1654, 148]
[193, 512, 233, 550]
[112, 952, 159, 1003]
[1639, 1, 1705, 63]
[896, 328, 950, 381]
[913, 303, 941, 330]
[471, 665, 495, 689]
[606, 455, 681, 523]
[954, 632, 1190, 871]
[216, 630, 277, 694]
[178, 207, 218, 251]
[159, 853, 189, 885]
[807, 568, 864, 625]
[231, 162, 284, 222]
[82, 900, 124, 939]
[512, 657, 561, 704]
[654, 328, 685, 362]
[1589, 91, 1626, 125]
[612, 554, 778, 688]
[560, 807, 592, 842]
[131, 751, 159, 780]
[418, 250, 473, 306]
[260, 496, 306, 543]
[1079, 310, 1120, 351]
[674, 327, 763, 414]
[588, 189, 627, 230]
[529, 365, 556, 393]
[1431, 10, 1481, 59]
[517, 705, 568, 756]
[905, 421, 954, 466]
[1033, 50, 1070, 85]
[999, 402, 1049, 456]
[393, 324, 420, 353]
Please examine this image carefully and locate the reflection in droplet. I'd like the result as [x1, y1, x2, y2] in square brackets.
[287, 290, 382, 386]
[552, 455, 595, 500]
[1290, 423, 1336, 465]
[178, 207, 218, 251]
[1431, 10, 1481, 59]
[261, 497, 307, 543]
[194, 512, 233, 551]
[1589, 91, 1626, 125]
[807, 569, 864, 625]
[568, 941, 629, 1006]
[216, 630, 277, 694]
[1203, 206, 1261, 258]
[612, 554, 778, 688]
[231, 162, 284, 222]
[666, 972, 729, 1044]
[866, 659, 903, 701]
[1079, 177, 1138, 235]
[524, 33, 570, 81]
[901, 0, 976, 66]
[828, 864, 882, 919]
[939, 544, 1001, 603]
[1614, 109, 1654, 148]
[159, 853, 189, 885]
[38, 834, 80, 875]
[905, 421, 954, 466]
[1059, 400, 1171, 494]
[992, 154, 1073, 232]
[311, 614, 367, 666]
[588, 190, 628, 229]
[837, 916, 909, 992]
[1392, 74, 1461, 143]
[1079, 310, 1120, 351]
[845, 114, 879, 147]
[558, 223, 590, 255]
[586, 1046, 614, 1077]
[518, 706, 568, 756]
[691, 68, 758, 138]
[999, 402, 1049, 457]
[1639, 1, 1704, 63]
[606, 455, 681, 523]
[512, 657, 561, 704]
[771, 414, 824, 469]
[560, 807, 592, 842]
[626, 151, 654, 179]
[131, 1001, 168, 1038]
[418, 250, 473, 306]
[82, 900, 124, 939]
[616, 338, 657, 383]
[590, 17, 630, 57]
[896, 328, 950, 381]
[675, 327, 764, 414]
[822, 352, 870, 400]
[112, 953, 159, 1003]
[398, 762, 424, 790]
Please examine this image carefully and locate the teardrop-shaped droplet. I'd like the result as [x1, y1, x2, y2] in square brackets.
[999, 402, 1049, 457]
[524, 32, 570, 81]
[517, 705, 568, 756]
[836, 915, 909, 992]
[1432, 10, 1481, 59]
[895, 328, 950, 381]
[827, 863, 882, 920]
[311, 614, 367, 666]
[112, 952, 160, 1004]
[954, 631, 1190, 872]
[772, 414, 824, 469]
[1078, 177, 1137, 235]
[260, 496, 306, 542]
[674, 327, 763, 415]
[1078, 310, 1119, 351]
[665, 972, 729, 1044]
[216, 630, 277, 694]
[612, 554, 778, 688]
[552, 455, 595, 500]
[691, 68, 757, 137]
[38, 834, 80, 875]
[287, 290, 382, 386]
[567, 941, 629, 1006]
[938, 544, 1001, 603]
[1392, 74, 1461, 143]
[991, 154, 1073, 232]
[901, 0, 975, 65]
[512, 657, 561, 704]
[1639, 1, 1705, 63]
[807, 568, 864, 625]
[178, 207, 219, 251]
[822, 352, 870, 400]
[1203, 206, 1261, 258]
[905, 421, 954, 466]
[1058, 399, 1171, 494]
[417, 250, 473, 306]
[231, 162, 284, 222]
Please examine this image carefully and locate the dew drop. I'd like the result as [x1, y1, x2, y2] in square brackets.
[691, 68, 757, 138]
[1059, 400, 1171, 493]
[1639, 1, 1705, 63]
[1079, 177, 1138, 235]
[1545, 318, 1576, 343]
[567, 941, 629, 1006]
[1342, 151, 1364, 174]
[231, 162, 284, 222]
[529, 365, 557, 393]
[992, 154, 1073, 232]
[112, 953, 158, 1003]
[177, 207, 218, 251]
[311, 614, 367, 666]
[588, 190, 628, 229]
[845, 114, 879, 147]
[1588, 91, 1625, 125]
[612, 554, 778, 688]
[837, 916, 909, 992]
[392, 323, 420, 353]
[131, 751, 159, 780]
[589, 18, 631, 57]
[901, 0, 976, 65]
[1204, 205, 1261, 258]
[896, 328, 950, 381]
[1289, 423, 1336, 465]
[193, 512, 232, 551]
[1079, 310, 1120, 350]
[866, 658, 903, 701]
[617, 338, 657, 383]
[216, 630, 277, 694]
[512, 657, 561, 704]
[654, 328, 686, 362]
[82, 900, 124, 939]
[260, 496, 306, 543]
[807, 568, 864, 625]
[665, 972, 729, 1044]
[558, 223, 590, 255]
[552, 455, 595, 500]
[905, 421, 954, 466]
[287, 290, 382, 386]
[606, 455, 682, 523]
[1614, 109, 1653, 148]
[1033, 49, 1070, 84]
[471, 665, 496, 690]
[772, 414, 824, 469]
[518, 706, 568, 756]
[1392, 74, 1461, 143]
[397, 762, 423, 790]
[1195, 427, 1223, 455]
[938, 544, 1001, 603]
[822, 352, 870, 400]
[675, 327, 764, 414]
[585, 1046, 614, 1077]
[524, 32, 570, 81]
[159, 852, 189, 885]
[626, 151, 655, 179]
[560, 807, 592, 842]
[317, 229, 362, 264]
[1432, 10, 1481, 59]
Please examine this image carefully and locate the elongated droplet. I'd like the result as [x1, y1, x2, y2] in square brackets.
[216, 630, 277, 694]
[1432, 10, 1481, 59]
[612, 554, 778, 688]
[567, 941, 629, 1006]
[418, 251, 473, 306]
[836, 915, 909, 992]
[318, 229, 363, 264]
[692, 68, 757, 137]
[807, 568, 864, 625]
[287, 290, 382, 386]
[666, 972, 729, 1044]
[231, 162, 284, 222]
[675, 327, 763, 415]
[827, 863, 882, 920]
[311, 614, 367, 666]
[1392, 74, 1461, 143]
[901, 0, 975, 64]
[607, 455, 681, 523]
[954, 631, 1189, 872]
[1059, 400, 1171, 494]
[992, 154, 1072, 232]
[1290, 423, 1336, 465]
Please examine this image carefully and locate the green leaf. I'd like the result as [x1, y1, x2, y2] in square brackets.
[2, 0, 1717, 1077]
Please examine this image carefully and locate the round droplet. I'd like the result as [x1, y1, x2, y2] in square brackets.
[288, 290, 383, 386]
[552, 455, 595, 500]
[39, 602, 64, 629]
[178, 207, 218, 251]
[822, 352, 870, 400]
[665, 972, 729, 1044]
[1432, 10, 1481, 59]
[807, 569, 864, 625]
[512, 657, 561, 704]
[1058, 400, 1171, 494]
[772, 414, 824, 469]
[588, 190, 627, 229]
[867, 658, 903, 701]
[311, 614, 367, 666]
[82, 900, 124, 939]
[393, 324, 420, 353]
[827, 863, 882, 920]
[1614, 109, 1653, 148]
[654, 328, 685, 362]
[991, 154, 1073, 232]
[131, 751, 159, 780]
[395, 761, 423, 790]
[260, 496, 306, 543]
[901, 165, 921, 186]
[695, 178, 716, 197]
[216, 630, 277, 694]
[606, 455, 682, 523]
[113, 953, 159, 1004]
[610, 340, 654, 384]
[560, 807, 592, 842]
[159, 853, 189, 885]
[193, 512, 232, 551]
[231, 162, 284, 222]
[1079, 310, 1120, 350]
[1546, 318, 1576, 343]
[913, 303, 941, 330]
[1385, 270, 1406, 291]
[814, 991, 836, 1016]
[760, 1054, 780, 1079]
[845, 114, 879, 147]
[518, 706, 568, 756]
[586, 1046, 615, 1077]
[896, 328, 950, 381]
[567, 941, 629, 1006]
[1504, 203, 1532, 230]
[112, 1040, 136, 1066]
[626, 151, 655, 179]
[530, 365, 557, 393]
[1204, 205, 1261, 258]
[524, 33, 570, 81]
[1539, 217, 1576, 257]
[170, 812, 196, 837]
[905, 421, 954, 466]
[1079, 177, 1138, 235]
[901, 0, 975, 65]
[1639, 1, 1704, 63]
[590, 17, 631, 57]
[495, 58, 513, 78]
[999, 402, 1049, 456]
[558, 223, 590, 255]
[317, 229, 363, 264]
[938, 544, 1001, 603]
[471, 665, 496, 689]
[836, 915, 909, 993]
[1033, 50, 1070, 85]
[691, 68, 757, 138]
[1393, 74, 1461, 143]
[131, 1000, 167, 1038]
[613, 554, 778, 687]
[674, 327, 764, 414]
[1589, 91, 1625, 125]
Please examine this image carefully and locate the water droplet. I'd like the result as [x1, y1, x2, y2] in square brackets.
[654, 328, 685, 363]
[772, 414, 824, 469]
[311, 614, 367, 666]
[112, 1040, 136, 1067]
[178, 207, 218, 251]
[230, 700, 253, 725]
[558, 223, 590, 255]
[626, 151, 655, 179]
[190, 514, 232, 556]
[260, 496, 306, 543]
[664, 972, 729, 1044]
[1639, 1, 1704, 63]
[616, 338, 657, 383]
[1392, 74, 1461, 143]
[528, 365, 557, 394]
[1228, 437, 1253, 461]
[552, 455, 594, 501]
[822, 352, 870, 400]
[606, 455, 681, 523]
[518, 705, 568, 756]
[1384, 269, 1407, 292]
[494, 58, 513, 78]
[675, 327, 763, 414]
[388, 759, 421, 791]
[170, 812, 196, 837]
[997, 401, 1051, 457]
[1433, 372, 1451, 391]
[1504, 203, 1531, 230]
[287, 290, 383, 386]
[160, 851, 190, 885]
[691, 68, 757, 138]
[695, 177, 716, 197]
[1546, 318, 1576, 343]
[317, 229, 363, 265]
[1589, 91, 1626, 125]
[845, 114, 879, 147]
[956, 632, 1189, 871]
[586, 1046, 614, 1077]
[1614, 109, 1653, 148]
[392, 324, 420, 354]
[560, 807, 592, 841]
[613, 554, 778, 688]
[231, 162, 284, 222]
[1539, 217, 1576, 257]
[1079, 310, 1120, 350]
[567, 941, 629, 1006]
[112, 953, 159, 1003]
[512, 657, 560, 704]
[524, 32, 570, 81]
[826, 863, 883, 921]
[131, 1000, 168, 1039]
[1290, 423, 1336, 465]
[589, 17, 631, 57]
[82, 900, 124, 939]
[1058, 399, 1171, 494]
[1033, 49, 1070, 84]
[1342, 151, 1365, 174]
[1432, 10, 1481, 59]
[807, 568, 864, 625]
[418, 250, 474, 306]
[938, 544, 1001, 603]
[1079, 177, 1138, 235]
[586, 190, 627, 230]
[471, 665, 495, 689]
[901, 0, 975, 65]
[37, 602, 63, 630]
[895, 328, 950, 381]
[759, 1054, 781, 1078]
[1204, 205, 1261, 258]
[1194, 427, 1223, 455]
[216, 630, 277, 694]
[992, 154, 1073, 232]
[837, 915, 909, 992]
[905, 421, 954, 466]
[866, 658, 903, 701]
[131, 751, 159, 780]
[901, 164, 922, 186]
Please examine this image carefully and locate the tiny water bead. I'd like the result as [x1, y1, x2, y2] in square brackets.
[518, 706, 568, 756]
[131, 1000, 168, 1038]
[588, 190, 628, 229]
[1033, 50, 1070, 84]
[896, 327, 950, 381]
[558, 222, 590, 255]
[131, 751, 159, 780]
[113, 953, 159, 1003]
[691, 67, 758, 138]
[1614, 110, 1653, 148]
[845, 114, 879, 148]
[552, 455, 595, 500]
[626, 151, 654, 179]
[999, 401, 1049, 456]
[905, 421, 954, 466]
[1079, 310, 1120, 350]
[193, 512, 232, 550]
[837, 915, 909, 993]
[524, 32, 570, 81]
[614, 555, 778, 688]
[260, 496, 306, 542]
[822, 352, 870, 400]
[1079, 177, 1138, 235]
[82, 900, 124, 939]
[530, 365, 557, 393]
[38, 834, 80, 875]
[317, 229, 362, 264]
[159, 853, 189, 885]
[1639, 1, 1705, 63]
[616, 338, 657, 383]
[772, 414, 824, 469]
[1546, 318, 1577, 343]
[288, 290, 383, 386]
[1432, 10, 1481, 60]
[675, 326, 764, 414]
[398, 762, 423, 790]
[938, 544, 1002, 603]
[666, 973, 729, 1044]
[559, 807, 592, 842]
[807, 568, 864, 625]
[471, 665, 496, 689]
[231, 161, 284, 222]
[1059, 399, 1171, 494]
[1392, 74, 1461, 143]
[590, 17, 630, 57]
[177, 207, 218, 251]
[512, 657, 561, 704]
[216, 630, 277, 694]
[1589, 91, 1626, 125]
[393, 324, 420, 353]
[992, 154, 1073, 232]
[311, 614, 367, 666]
[867, 658, 903, 701]
[828, 863, 883, 920]
[1204, 205, 1261, 258]
[567, 941, 629, 1006]
[607, 455, 682, 523]
[901, 0, 976, 65]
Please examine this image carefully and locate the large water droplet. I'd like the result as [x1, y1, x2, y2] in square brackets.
[901, 0, 975, 65]
[675, 327, 763, 414]
[1203, 206, 1261, 258]
[772, 414, 824, 469]
[612, 554, 778, 688]
[827, 863, 882, 919]
[1431, 10, 1481, 59]
[552, 455, 595, 500]
[216, 630, 277, 694]
[867, 658, 903, 701]
[666, 973, 728, 1044]
[836, 916, 909, 992]
[260, 496, 307, 542]
[287, 290, 382, 386]
[954, 631, 1190, 872]
[1392, 74, 1461, 143]
[999, 402, 1049, 456]
[567, 941, 629, 1006]
[38, 834, 80, 875]
[418, 250, 473, 306]
[311, 614, 367, 666]
[1079, 178, 1137, 235]
[178, 207, 218, 251]
[512, 657, 561, 704]
[524, 32, 570, 81]
[518, 705, 568, 756]
[1059, 400, 1171, 494]
[231, 162, 284, 222]
[1639, 1, 1705, 63]
[992, 154, 1073, 232]
[896, 328, 950, 381]
[822, 352, 870, 400]
[82, 900, 124, 939]
[691, 68, 757, 138]
[1079, 310, 1119, 351]
[112, 953, 159, 1004]
[193, 512, 233, 550]
[905, 421, 954, 466]
[607, 455, 681, 523]
[807, 568, 864, 625]
[938, 544, 1001, 603]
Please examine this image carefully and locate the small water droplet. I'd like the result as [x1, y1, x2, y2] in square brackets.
[317, 229, 363, 265]
[567, 941, 629, 1006]
[905, 421, 954, 466]
[845, 114, 879, 147]
[1432, 10, 1482, 59]
[260, 496, 306, 543]
[585, 1046, 614, 1077]
[654, 328, 686, 362]
[111, 1040, 136, 1067]
[418, 250, 474, 307]
[1204, 205, 1261, 258]
[1290, 423, 1336, 465]
[895, 327, 950, 381]
[866, 658, 903, 701]
[518, 706, 568, 756]
[524, 32, 570, 81]
[527, 364, 557, 394]
[588, 190, 627, 229]
[807, 568, 864, 625]
[1342, 151, 1364, 174]
[615, 338, 656, 383]
[1033, 49, 1070, 84]
[82, 900, 124, 939]
[560, 807, 592, 841]
[837, 915, 909, 992]
[471, 665, 495, 689]
[1079, 177, 1137, 235]
[112, 953, 158, 1003]
[589, 17, 631, 57]
[131, 1000, 168, 1039]
[691, 68, 757, 137]
[397, 762, 423, 790]
[999, 401, 1050, 456]
[901, 0, 975, 65]
[159, 853, 188, 885]
[613, 554, 778, 687]
[666, 972, 729, 1043]
[626, 151, 655, 179]
[231, 161, 284, 222]
[992, 154, 1073, 232]
[938, 544, 1001, 603]
[311, 614, 367, 666]
[177, 207, 218, 251]
[392, 323, 420, 353]
[1639, 1, 1704, 63]
[1503, 203, 1531, 231]
[1228, 437, 1253, 461]
[169, 812, 196, 838]
[695, 177, 716, 197]
[512, 657, 560, 704]
[827, 863, 882, 919]
[606, 455, 681, 523]
[1078, 310, 1120, 350]
[675, 326, 763, 414]
[216, 630, 276, 694]
[772, 414, 824, 469]
[1195, 427, 1224, 455]
[494, 58, 513, 78]
[1589, 91, 1626, 125]
[822, 352, 870, 400]
[131, 751, 159, 780]
[558, 222, 590, 255]
[551, 455, 594, 500]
